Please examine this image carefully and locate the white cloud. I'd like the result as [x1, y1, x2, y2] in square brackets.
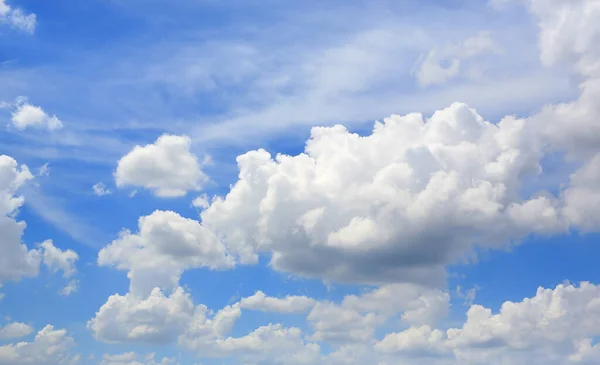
[89, 287, 196, 344]
[374, 282, 600, 365]
[0, 155, 41, 284]
[524, 0, 600, 69]
[198, 101, 551, 285]
[0, 155, 79, 291]
[308, 301, 384, 344]
[240, 291, 316, 314]
[10, 102, 63, 131]
[60, 279, 79, 296]
[307, 284, 449, 345]
[40, 240, 78, 278]
[0, 0, 36, 33]
[93, 182, 112, 196]
[178, 302, 242, 350]
[115, 134, 207, 198]
[197, 0, 600, 284]
[210, 324, 320, 365]
[97, 210, 234, 297]
[91, 207, 239, 346]
[191, 194, 210, 209]
[89, 3, 600, 363]
[0, 325, 78, 365]
[0, 322, 33, 340]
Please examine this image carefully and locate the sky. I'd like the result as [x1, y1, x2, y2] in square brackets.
[1, 0, 600, 364]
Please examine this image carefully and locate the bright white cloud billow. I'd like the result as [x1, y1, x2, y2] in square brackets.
[97, 210, 234, 297]
[10, 101, 63, 131]
[115, 134, 207, 198]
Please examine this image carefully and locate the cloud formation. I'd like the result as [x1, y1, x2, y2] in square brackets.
[0, 325, 78, 365]
[115, 134, 207, 198]
[10, 101, 63, 131]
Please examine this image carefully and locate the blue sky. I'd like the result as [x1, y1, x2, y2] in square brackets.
[2, 0, 600, 364]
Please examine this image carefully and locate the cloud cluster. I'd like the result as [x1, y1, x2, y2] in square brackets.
[192, 0, 600, 288]
[374, 282, 600, 365]
[0, 155, 79, 291]
[0, 325, 79, 365]
[46, 0, 600, 364]
[115, 134, 207, 198]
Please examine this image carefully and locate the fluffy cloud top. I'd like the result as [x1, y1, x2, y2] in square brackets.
[115, 134, 207, 198]
[0, 325, 78, 365]
[199, 101, 551, 285]
[89, 287, 196, 344]
[375, 282, 600, 365]
[0, 0, 35, 33]
[10, 102, 63, 131]
[97, 210, 234, 297]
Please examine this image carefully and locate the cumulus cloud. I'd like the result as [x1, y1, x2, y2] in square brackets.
[210, 324, 320, 365]
[89, 287, 196, 344]
[89, 3, 600, 364]
[0, 155, 41, 283]
[415, 31, 502, 87]
[0, 325, 78, 365]
[197, 0, 600, 285]
[199, 101, 549, 285]
[10, 101, 63, 131]
[0, 322, 33, 340]
[89, 284, 243, 346]
[97, 210, 234, 297]
[375, 282, 600, 365]
[93, 182, 112, 196]
[40, 240, 78, 278]
[0, 155, 79, 295]
[240, 291, 316, 314]
[0, 0, 36, 33]
[191, 194, 210, 209]
[115, 134, 207, 198]
[307, 284, 449, 345]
